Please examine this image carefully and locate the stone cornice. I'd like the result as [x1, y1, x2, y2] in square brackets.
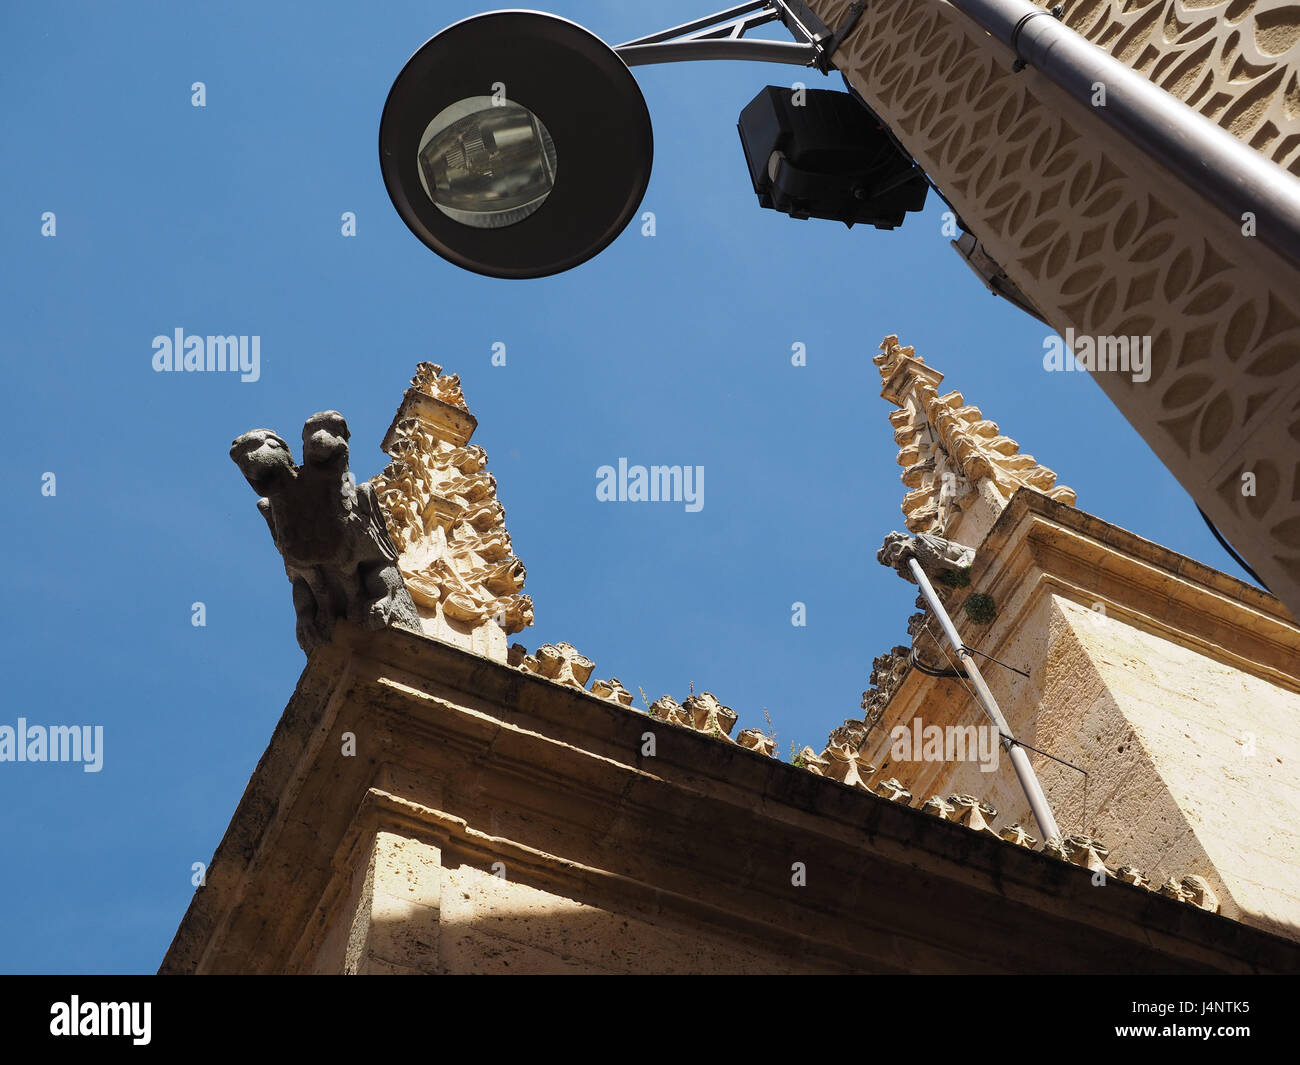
[161, 621, 1300, 974]
[975, 490, 1300, 692]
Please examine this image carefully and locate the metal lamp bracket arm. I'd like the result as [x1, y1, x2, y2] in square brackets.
[615, 0, 866, 71]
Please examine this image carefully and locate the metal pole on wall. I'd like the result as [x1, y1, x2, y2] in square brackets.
[908, 557, 1063, 843]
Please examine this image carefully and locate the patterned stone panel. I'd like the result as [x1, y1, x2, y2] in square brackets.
[1044, 0, 1300, 175]
[811, 0, 1300, 615]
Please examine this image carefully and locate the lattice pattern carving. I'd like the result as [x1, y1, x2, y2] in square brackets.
[1048, 0, 1300, 175]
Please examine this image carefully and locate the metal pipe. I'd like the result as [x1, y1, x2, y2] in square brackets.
[947, 0, 1300, 271]
[909, 557, 1063, 843]
[617, 38, 816, 67]
[617, 1, 771, 48]
[617, 1, 820, 67]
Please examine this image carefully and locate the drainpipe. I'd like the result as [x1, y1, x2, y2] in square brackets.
[945, 0, 1300, 271]
[908, 557, 1063, 843]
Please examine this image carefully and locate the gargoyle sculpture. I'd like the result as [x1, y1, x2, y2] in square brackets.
[877, 530, 976, 584]
[230, 410, 421, 653]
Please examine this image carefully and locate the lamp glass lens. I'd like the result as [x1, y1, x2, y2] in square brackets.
[416, 96, 557, 229]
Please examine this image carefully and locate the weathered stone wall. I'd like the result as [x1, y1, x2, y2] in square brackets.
[313, 829, 824, 974]
[1059, 596, 1300, 939]
[857, 491, 1300, 941]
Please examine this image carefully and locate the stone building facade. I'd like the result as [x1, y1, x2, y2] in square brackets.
[837, 336, 1300, 944]
[162, 358, 1300, 973]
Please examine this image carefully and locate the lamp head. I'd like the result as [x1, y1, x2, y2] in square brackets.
[379, 10, 654, 279]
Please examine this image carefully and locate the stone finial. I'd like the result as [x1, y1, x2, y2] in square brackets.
[874, 334, 930, 393]
[874, 335, 1076, 540]
[736, 729, 776, 756]
[1000, 824, 1037, 848]
[821, 744, 874, 790]
[1042, 836, 1068, 861]
[796, 746, 830, 776]
[827, 719, 869, 751]
[230, 412, 422, 654]
[591, 677, 634, 708]
[1159, 876, 1193, 902]
[409, 362, 468, 411]
[949, 794, 999, 835]
[648, 696, 691, 727]
[1180, 875, 1221, 913]
[683, 692, 738, 739]
[824, 644, 912, 757]
[859, 645, 912, 729]
[873, 777, 913, 803]
[372, 363, 533, 662]
[519, 642, 594, 690]
[922, 796, 956, 820]
[1114, 865, 1151, 888]
[1063, 835, 1110, 874]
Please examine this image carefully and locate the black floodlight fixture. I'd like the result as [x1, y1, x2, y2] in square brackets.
[380, 10, 654, 278]
[738, 86, 928, 228]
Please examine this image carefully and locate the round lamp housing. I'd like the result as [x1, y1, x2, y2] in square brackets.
[380, 10, 654, 279]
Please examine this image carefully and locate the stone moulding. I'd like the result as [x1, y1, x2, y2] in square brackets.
[506, 638, 762, 749]
[898, 789, 1220, 899]
[160, 621, 1286, 973]
[682, 692, 739, 738]
[590, 677, 634, 707]
[1000, 823, 1037, 849]
[979, 489, 1300, 694]
[511, 641, 594, 690]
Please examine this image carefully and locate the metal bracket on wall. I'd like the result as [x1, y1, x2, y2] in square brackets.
[615, 0, 864, 71]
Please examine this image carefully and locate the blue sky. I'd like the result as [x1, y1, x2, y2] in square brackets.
[0, 1, 1250, 974]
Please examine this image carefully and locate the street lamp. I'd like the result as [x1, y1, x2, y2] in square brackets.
[378, 3, 923, 278]
[379, 10, 654, 279]
[380, 0, 1300, 289]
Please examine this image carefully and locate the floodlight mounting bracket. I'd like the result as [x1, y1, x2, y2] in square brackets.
[615, 0, 865, 72]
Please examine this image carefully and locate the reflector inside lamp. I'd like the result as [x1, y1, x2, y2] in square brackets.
[416, 97, 558, 229]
